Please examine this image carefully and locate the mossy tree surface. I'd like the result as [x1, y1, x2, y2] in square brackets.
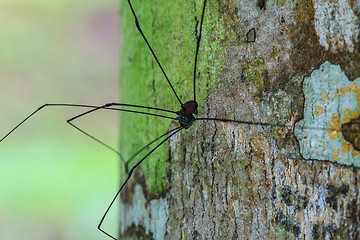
[120, 0, 359, 239]
[120, 0, 226, 196]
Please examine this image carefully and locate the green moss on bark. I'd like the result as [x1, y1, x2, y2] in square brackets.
[120, 0, 231, 196]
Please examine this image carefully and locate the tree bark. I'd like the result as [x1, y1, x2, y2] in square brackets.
[120, 0, 360, 239]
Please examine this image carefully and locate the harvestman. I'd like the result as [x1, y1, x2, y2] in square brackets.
[0, 0, 345, 239]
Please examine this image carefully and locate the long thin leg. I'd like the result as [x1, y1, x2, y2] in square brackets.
[98, 127, 183, 240]
[124, 126, 181, 172]
[67, 121, 126, 162]
[68, 119, 180, 171]
[0, 103, 105, 143]
[195, 117, 339, 133]
[127, 0, 183, 106]
[66, 102, 179, 163]
[196, 117, 287, 127]
[110, 103, 177, 114]
[0, 103, 177, 143]
[193, 0, 207, 102]
[68, 103, 178, 122]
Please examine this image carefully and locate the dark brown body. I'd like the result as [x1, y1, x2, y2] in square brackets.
[177, 100, 198, 129]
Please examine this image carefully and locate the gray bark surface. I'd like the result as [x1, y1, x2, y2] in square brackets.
[120, 0, 360, 239]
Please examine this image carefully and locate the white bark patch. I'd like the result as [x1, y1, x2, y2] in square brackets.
[120, 184, 169, 239]
[313, 0, 358, 53]
[295, 61, 360, 166]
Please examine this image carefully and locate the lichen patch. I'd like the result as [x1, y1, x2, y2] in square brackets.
[120, 184, 169, 239]
[313, 0, 359, 53]
[295, 61, 360, 166]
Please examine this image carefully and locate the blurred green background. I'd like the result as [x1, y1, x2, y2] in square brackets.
[0, 0, 120, 239]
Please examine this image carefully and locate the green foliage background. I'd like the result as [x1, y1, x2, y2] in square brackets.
[0, 0, 119, 239]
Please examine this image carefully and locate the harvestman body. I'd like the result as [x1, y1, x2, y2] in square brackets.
[0, 0, 352, 239]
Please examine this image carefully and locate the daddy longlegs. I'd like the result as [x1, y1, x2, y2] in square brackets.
[1, 0, 355, 239]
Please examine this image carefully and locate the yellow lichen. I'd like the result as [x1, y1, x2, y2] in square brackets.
[337, 110, 360, 156]
[332, 113, 341, 125]
[341, 140, 353, 154]
[351, 110, 360, 119]
[354, 150, 360, 157]
[324, 105, 360, 156]
[352, 82, 360, 94]
[345, 85, 351, 93]
[351, 82, 360, 110]
[332, 148, 339, 162]
[338, 87, 345, 97]
[343, 108, 351, 122]
[328, 113, 341, 140]
[314, 105, 324, 116]
[321, 93, 328, 102]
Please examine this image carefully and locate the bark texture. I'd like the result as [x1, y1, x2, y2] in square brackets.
[120, 0, 360, 239]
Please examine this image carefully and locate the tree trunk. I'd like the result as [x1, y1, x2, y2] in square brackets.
[120, 0, 360, 239]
